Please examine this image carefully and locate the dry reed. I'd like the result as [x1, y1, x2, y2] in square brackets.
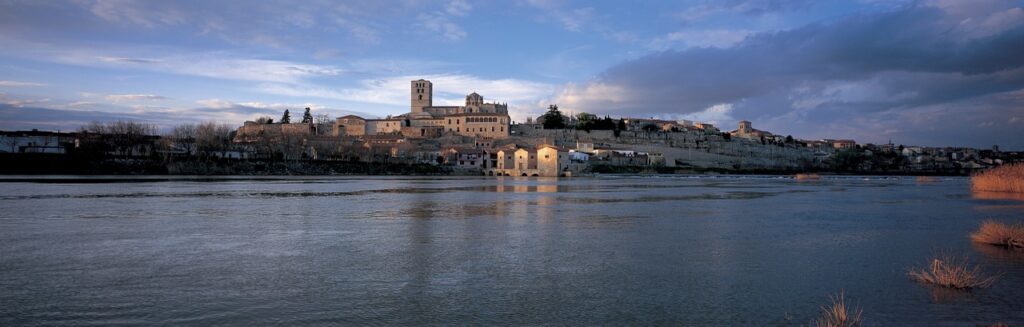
[812, 291, 863, 327]
[971, 163, 1024, 193]
[796, 173, 822, 181]
[908, 255, 997, 289]
[915, 176, 938, 183]
[971, 220, 1024, 249]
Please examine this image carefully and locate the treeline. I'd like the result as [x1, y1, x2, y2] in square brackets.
[72, 120, 237, 159]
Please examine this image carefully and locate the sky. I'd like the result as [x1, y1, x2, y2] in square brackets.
[0, 0, 1022, 149]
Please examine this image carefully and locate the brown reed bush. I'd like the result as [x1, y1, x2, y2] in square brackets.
[811, 291, 863, 327]
[796, 173, 822, 181]
[971, 163, 1024, 194]
[908, 255, 997, 289]
[915, 176, 939, 183]
[971, 220, 1024, 249]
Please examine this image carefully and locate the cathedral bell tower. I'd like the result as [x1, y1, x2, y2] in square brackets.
[411, 79, 433, 113]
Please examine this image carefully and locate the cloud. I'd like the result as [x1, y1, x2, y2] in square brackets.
[673, 0, 815, 24]
[258, 74, 555, 108]
[417, 12, 468, 41]
[446, 0, 472, 17]
[550, 2, 1024, 147]
[524, 0, 596, 32]
[104, 94, 169, 102]
[0, 80, 46, 87]
[649, 29, 754, 50]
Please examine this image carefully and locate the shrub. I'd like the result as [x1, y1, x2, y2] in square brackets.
[971, 220, 1024, 249]
[812, 291, 863, 327]
[971, 163, 1024, 193]
[795, 173, 822, 181]
[915, 176, 938, 183]
[908, 255, 997, 289]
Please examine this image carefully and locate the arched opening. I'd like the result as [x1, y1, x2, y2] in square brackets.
[531, 174, 539, 177]
[521, 173, 528, 177]
[488, 171, 494, 176]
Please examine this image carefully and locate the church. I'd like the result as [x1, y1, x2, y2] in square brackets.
[335, 79, 511, 139]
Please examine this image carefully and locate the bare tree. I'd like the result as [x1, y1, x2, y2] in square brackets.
[196, 122, 234, 157]
[170, 123, 197, 155]
[316, 113, 334, 136]
[79, 120, 158, 157]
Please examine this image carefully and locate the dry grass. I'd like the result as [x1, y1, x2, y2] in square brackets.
[971, 220, 1024, 249]
[972, 163, 1024, 194]
[796, 173, 822, 181]
[811, 291, 863, 327]
[908, 255, 997, 290]
[916, 176, 939, 183]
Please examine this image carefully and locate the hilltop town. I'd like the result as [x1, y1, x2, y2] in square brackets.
[2, 79, 1022, 176]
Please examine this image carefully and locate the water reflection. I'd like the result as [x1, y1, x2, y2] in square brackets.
[971, 242, 1024, 263]
[972, 190, 1024, 202]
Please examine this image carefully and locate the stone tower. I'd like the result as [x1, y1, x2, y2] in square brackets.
[738, 120, 752, 134]
[411, 79, 432, 113]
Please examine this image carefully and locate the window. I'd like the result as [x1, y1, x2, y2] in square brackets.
[545, 155, 549, 159]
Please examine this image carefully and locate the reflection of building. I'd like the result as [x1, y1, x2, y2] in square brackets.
[336, 79, 511, 139]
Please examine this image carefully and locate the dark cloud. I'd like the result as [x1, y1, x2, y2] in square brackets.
[558, 3, 1024, 148]
[0, 104, 184, 131]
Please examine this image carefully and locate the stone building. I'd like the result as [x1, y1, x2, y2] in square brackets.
[336, 79, 511, 139]
[729, 120, 772, 139]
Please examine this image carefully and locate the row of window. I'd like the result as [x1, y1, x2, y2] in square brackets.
[446, 127, 505, 133]
[466, 117, 499, 123]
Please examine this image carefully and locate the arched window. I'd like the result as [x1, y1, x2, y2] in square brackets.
[418, 95, 422, 100]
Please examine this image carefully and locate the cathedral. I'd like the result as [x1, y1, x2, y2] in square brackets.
[335, 79, 511, 139]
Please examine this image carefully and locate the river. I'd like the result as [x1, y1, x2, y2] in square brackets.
[1, 176, 1022, 325]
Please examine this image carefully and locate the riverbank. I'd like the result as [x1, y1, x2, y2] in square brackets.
[0, 153, 985, 176]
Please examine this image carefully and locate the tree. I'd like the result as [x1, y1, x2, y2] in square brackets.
[315, 113, 334, 135]
[78, 120, 158, 158]
[616, 118, 626, 131]
[785, 135, 794, 143]
[280, 109, 291, 124]
[301, 107, 313, 124]
[255, 116, 274, 124]
[541, 104, 565, 129]
[170, 123, 198, 155]
[196, 122, 233, 156]
[721, 132, 732, 141]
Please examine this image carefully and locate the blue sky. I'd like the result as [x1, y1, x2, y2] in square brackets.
[1, 0, 1022, 149]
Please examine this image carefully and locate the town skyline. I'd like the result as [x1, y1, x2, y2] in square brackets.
[1, 0, 1023, 150]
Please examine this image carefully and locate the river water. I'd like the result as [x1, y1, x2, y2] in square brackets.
[1, 175, 1022, 326]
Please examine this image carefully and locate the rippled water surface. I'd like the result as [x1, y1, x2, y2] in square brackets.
[1, 175, 1022, 325]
